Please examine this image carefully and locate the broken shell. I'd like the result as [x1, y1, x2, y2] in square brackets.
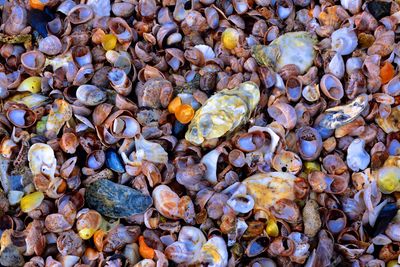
[319, 94, 369, 129]
[72, 46, 92, 67]
[268, 102, 297, 130]
[28, 143, 57, 179]
[46, 99, 73, 139]
[6, 106, 36, 128]
[20, 191, 44, 213]
[296, 126, 323, 161]
[137, 78, 173, 109]
[327, 53, 345, 79]
[331, 27, 358, 55]
[4, 3, 27, 36]
[234, 131, 265, 152]
[108, 17, 133, 45]
[347, 138, 370, 172]
[302, 83, 320, 102]
[59, 132, 79, 154]
[85, 179, 153, 218]
[243, 172, 296, 211]
[21, 51, 46, 76]
[17, 77, 41, 94]
[201, 146, 225, 185]
[135, 134, 168, 164]
[272, 151, 302, 174]
[152, 185, 180, 220]
[112, 2, 135, 17]
[367, 30, 394, 57]
[76, 85, 107, 106]
[320, 74, 344, 101]
[108, 68, 132, 96]
[252, 32, 317, 74]
[227, 194, 255, 214]
[68, 4, 94, 24]
[205, 7, 219, 29]
[105, 149, 125, 173]
[286, 77, 302, 102]
[86, 150, 105, 170]
[76, 210, 102, 240]
[38, 35, 62, 56]
[341, 0, 361, 14]
[383, 76, 400, 97]
[201, 236, 228, 266]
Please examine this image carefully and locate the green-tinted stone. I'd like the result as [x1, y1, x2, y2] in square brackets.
[85, 179, 152, 218]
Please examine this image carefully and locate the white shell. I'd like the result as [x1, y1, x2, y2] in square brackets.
[346, 57, 363, 75]
[201, 236, 228, 267]
[201, 147, 224, 184]
[346, 138, 370, 172]
[385, 223, 400, 241]
[227, 194, 255, 213]
[86, 0, 111, 17]
[331, 27, 358, 55]
[327, 53, 345, 79]
[194, 45, 215, 60]
[28, 143, 57, 179]
[340, 0, 361, 15]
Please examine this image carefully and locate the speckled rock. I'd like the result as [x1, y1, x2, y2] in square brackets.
[303, 199, 322, 238]
[85, 179, 152, 218]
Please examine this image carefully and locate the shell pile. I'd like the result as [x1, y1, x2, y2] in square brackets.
[1, 0, 400, 266]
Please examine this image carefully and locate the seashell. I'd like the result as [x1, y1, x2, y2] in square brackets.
[376, 105, 400, 133]
[320, 74, 344, 101]
[134, 134, 168, 164]
[17, 77, 41, 94]
[108, 18, 133, 45]
[86, 179, 152, 218]
[234, 131, 265, 152]
[86, 150, 105, 171]
[186, 81, 260, 145]
[38, 35, 62, 56]
[383, 76, 400, 96]
[286, 77, 302, 102]
[302, 83, 320, 102]
[6, 105, 36, 128]
[105, 149, 125, 173]
[270, 198, 300, 223]
[59, 132, 79, 154]
[368, 30, 395, 57]
[28, 143, 56, 182]
[68, 4, 94, 24]
[325, 209, 347, 235]
[4, 3, 27, 36]
[268, 102, 297, 130]
[277, 0, 293, 20]
[341, 0, 361, 14]
[272, 151, 302, 174]
[57, 0, 76, 15]
[243, 172, 296, 211]
[385, 223, 400, 242]
[201, 146, 225, 185]
[319, 94, 369, 129]
[137, 78, 173, 109]
[346, 57, 363, 75]
[227, 194, 255, 214]
[46, 99, 73, 139]
[331, 27, 358, 56]
[165, 226, 206, 264]
[76, 209, 102, 240]
[47, 17, 63, 36]
[346, 138, 370, 172]
[377, 166, 400, 194]
[205, 7, 219, 29]
[112, 2, 135, 17]
[72, 46, 92, 67]
[76, 85, 107, 106]
[232, 0, 249, 14]
[153, 185, 185, 220]
[288, 232, 310, 264]
[327, 53, 345, 79]
[108, 68, 132, 96]
[21, 51, 46, 76]
[73, 64, 95, 86]
[296, 126, 322, 161]
[201, 236, 228, 266]
[252, 32, 317, 74]
[86, 0, 111, 17]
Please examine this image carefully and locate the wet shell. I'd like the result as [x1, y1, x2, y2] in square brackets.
[331, 27, 358, 56]
[6, 106, 37, 128]
[68, 4, 94, 24]
[319, 94, 369, 129]
[252, 32, 317, 74]
[85, 179, 153, 218]
[347, 138, 370, 172]
[272, 151, 302, 174]
[376, 105, 400, 133]
[243, 172, 296, 211]
[320, 74, 344, 101]
[267, 102, 297, 130]
[201, 236, 228, 266]
[185, 81, 260, 145]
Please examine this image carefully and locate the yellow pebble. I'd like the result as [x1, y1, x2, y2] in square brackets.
[266, 219, 279, 237]
[387, 260, 399, 267]
[304, 161, 321, 174]
[102, 34, 117, 51]
[221, 28, 239, 50]
[78, 228, 97, 240]
[17, 77, 42, 94]
[20, 191, 44, 213]
[377, 167, 400, 194]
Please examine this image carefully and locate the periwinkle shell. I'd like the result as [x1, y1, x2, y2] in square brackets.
[85, 179, 153, 218]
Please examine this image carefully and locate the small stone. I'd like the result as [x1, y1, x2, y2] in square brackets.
[303, 199, 322, 238]
[85, 179, 152, 218]
[0, 245, 25, 267]
[367, 1, 391, 20]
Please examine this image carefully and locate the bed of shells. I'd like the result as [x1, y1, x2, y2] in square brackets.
[1, 0, 400, 266]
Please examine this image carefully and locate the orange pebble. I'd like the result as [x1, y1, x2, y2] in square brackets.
[175, 104, 195, 124]
[139, 236, 155, 259]
[168, 96, 182, 114]
[380, 62, 395, 84]
[30, 0, 46, 10]
[93, 229, 106, 252]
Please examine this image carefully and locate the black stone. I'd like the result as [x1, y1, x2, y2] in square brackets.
[27, 7, 55, 38]
[367, 1, 392, 20]
[85, 179, 152, 218]
[372, 202, 397, 237]
[105, 149, 125, 173]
